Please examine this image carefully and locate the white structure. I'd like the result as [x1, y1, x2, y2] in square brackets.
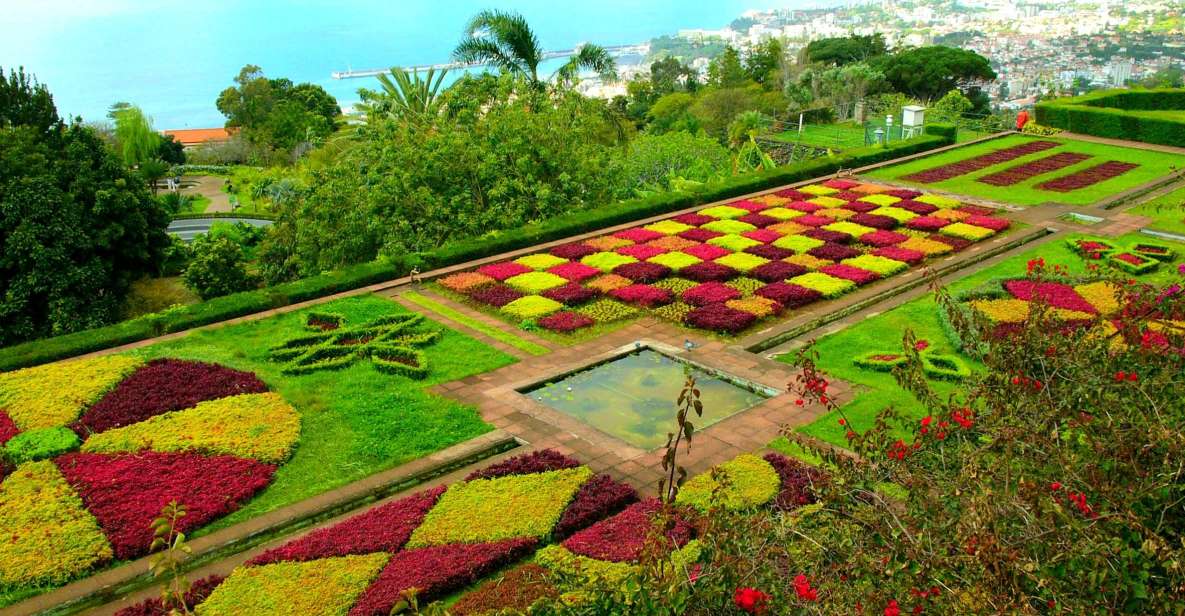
[902, 105, 926, 138]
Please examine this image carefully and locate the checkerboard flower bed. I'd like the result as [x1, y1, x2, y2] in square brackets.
[0, 358, 299, 587]
[152, 450, 636, 615]
[439, 184, 1005, 335]
[902, 140, 1060, 183]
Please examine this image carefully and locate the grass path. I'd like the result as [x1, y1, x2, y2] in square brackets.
[401, 291, 551, 356]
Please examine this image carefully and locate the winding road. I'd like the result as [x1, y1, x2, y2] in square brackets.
[167, 217, 273, 241]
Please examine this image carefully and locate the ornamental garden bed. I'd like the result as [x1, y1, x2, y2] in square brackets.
[125, 449, 822, 615]
[776, 232, 1185, 449]
[866, 134, 1185, 207]
[434, 180, 1011, 338]
[0, 295, 515, 608]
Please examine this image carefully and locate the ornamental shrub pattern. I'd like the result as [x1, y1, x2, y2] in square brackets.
[439, 183, 1005, 334]
[0, 358, 298, 587]
[179, 450, 635, 614]
[268, 313, 441, 377]
[676, 454, 782, 512]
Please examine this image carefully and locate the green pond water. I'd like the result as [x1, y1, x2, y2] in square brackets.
[524, 349, 769, 450]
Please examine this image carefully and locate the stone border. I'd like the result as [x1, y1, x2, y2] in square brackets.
[12, 431, 519, 616]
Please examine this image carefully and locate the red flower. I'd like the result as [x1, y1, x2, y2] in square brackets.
[838, 418, 846, 426]
[793, 574, 818, 601]
[1050, 482, 1062, 491]
[885, 599, 902, 616]
[921, 416, 932, 427]
[914, 340, 930, 351]
[688, 564, 703, 584]
[734, 587, 770, 614]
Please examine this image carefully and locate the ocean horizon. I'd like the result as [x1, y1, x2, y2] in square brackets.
[3, 0, 842, 128]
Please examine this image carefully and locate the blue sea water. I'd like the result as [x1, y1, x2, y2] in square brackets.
[2, 0, 826, 128]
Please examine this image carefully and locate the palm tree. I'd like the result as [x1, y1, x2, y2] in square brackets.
[359, 67, 449, 124]
[453, 10, 617, 89]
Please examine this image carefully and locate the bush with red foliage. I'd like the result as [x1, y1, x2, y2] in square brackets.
[786, 201, 821, 213]
[681, 262, 738, 282]
[794, 214, 834, 227]
[614, 228, 664, 243]
[955, 204, 995, 217]
[477, 262, 533, 281]
[247, 487, 446, 566]
[905, 216, 950, 232]
[1003, 280, 1098, 313]
[963, 215, 1011, 232]
[469, 284, 524, 307]
[616, 243, 668, 261]
[56, 452, 276, 559]
[348, 538, 539, 615]
[672, 213, 715, 226]
[683, 243, 731, 261]
[610, 284, 673, 307]
[538, 311, 596, 332]
[547, 261, 601, 283]
[465, 449, 582, 481]
[549, 242, 599, 260]
[763, 453, 823, 512]
[803, 229, 852, 244]
[562, 499, 694, 563]
[1035, 160, 1139, 192]
[449, 564, 560, 616]
[850, 213, 898, 230]
[543, 283, 599, 305]
[843, 201, 879, 213]
[114, 575, 226, 616]
[685, 304, 758, 333]
[553, 474, 639, 539]
[682, 282, 741, 306]
[756, 282, 822, 308]
[742, 228, 781, 244]
[613, 261, 671, 283]
[730, 199, 769, 212]
[745, 244, 795, 260]
[895, 200, 939, 215]
[749, 260, 808, 283]
[928, 233, 973, 251]
[775, 189, 811, 200]
[823, 179, 860, 190]
[902, 140, 1058, 183]
[883, 188, 922, 199]
[0, 410, 18, 445]
[873, 246, 926, 265]
[858, 230, 909, 248]
[820, 263, 880, 285]
[808, 243, 862, 261]
[73, 359, 268, 435]
[737, 213, 778, 228]
[976, 152, 1091, 187]
[678, 228, 725, 243]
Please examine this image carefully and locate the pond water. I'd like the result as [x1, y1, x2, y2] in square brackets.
[523, 348, 769, 450]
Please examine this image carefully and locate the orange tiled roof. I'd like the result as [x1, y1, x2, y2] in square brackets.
[161, 127, 234, 146]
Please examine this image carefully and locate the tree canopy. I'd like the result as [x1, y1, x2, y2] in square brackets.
[875, 46, 996, 102]
[216, 65, 340, 158]
[804, 34, 888, 66]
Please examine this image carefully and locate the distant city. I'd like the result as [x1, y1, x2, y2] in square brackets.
[571, 0, 1185, 109]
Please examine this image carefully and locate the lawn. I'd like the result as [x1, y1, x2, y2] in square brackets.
[866, 134, 1185, 206]
[176, 193, 211, 214]
[780, 232, 1185, 448]
[132, 294, 515, 533]
[771, 122, 868, 150]
[1129, 184, 1185, 236]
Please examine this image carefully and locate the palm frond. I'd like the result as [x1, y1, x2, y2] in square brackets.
[457, 9, 541, 83]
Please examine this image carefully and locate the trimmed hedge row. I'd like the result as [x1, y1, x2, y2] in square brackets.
[1034, 88, 1185, 147]
[0, 132, 957, 372]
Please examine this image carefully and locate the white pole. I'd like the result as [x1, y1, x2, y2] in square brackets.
[798, 112, 804, 137]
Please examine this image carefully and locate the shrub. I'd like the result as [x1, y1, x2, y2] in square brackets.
[854, 350, 909, 371]
[921, 352, 972, 381]
[1034, 88, 1185, 147]
[789, 272, 856, 298]
[514, 253, 568, 271]
[900, 236, 955, 256]
[843, 254, 909, 276]
[0, 460, 113, 586]
[547, 261, 601, 283]
[672, 213, 715, 226]
[737, 213, 779, 228]
[772, 234, 825, 253]
[685, 304, 758, 333]
[714, 252, 770, 273]
[562, 499, 694, 563]
[0, 354, 143, 431]
[653, 277, 698, 295]
[905, 216, 952, 232]
[726, 297, 781, 318]
[869, 206, 918, 223]
[742, 228, 782, 243]
[857, 193, 902, 207]
[809, 243, 862, 261]
[613, 228, 664, 243]
[678, 227, 723, 242]
[1109, 252, 1159, 274]
[1073, 281, 1123, 315]
[819, 263, 880, 285]
[726, 276, 765, 296]
[651, 301, 694, 323]
[477, 262, 533, 282]
[803, 228, 852, 244]
[1131, 241, 1176, 261]
[647, 235, 698, 251]
[114, 574, 226, 616]
[183, 235, 256, 300]
[676, 454, 781, 512]
[648, 251, 703, 271]
[585, 273, 632, 293]
[795, 214, 835, 227]
[467, 450, 582, 481]
[708, 234, 762, 253]
[745, 243, 795, 261]
[613, 261, 671, 283]
[799, 184, 838, 196]
[1066, 237, 1119, 258]
[538, 311, 596, 332]
[609, 284, 673, 307]
[468, 283, 523, 307]
[785, 253, 834, 270]
[449, 564, 560, 616]
[850, 212, 898, 229]
[915, 193, 961, 208]
[940, 222, 996, 241]
[683, 283, 742, 306]
[73, 358, 268, 435]
[549, 242, 598, 260]
[873, 246, 926, 265]
[963, 215, 1011, 232]
[681, 244, 730, 261]
[501, 296, 564, 320]
[196, 553, 390, 616]
[762, 207, 805, 221]
[702, 219, 757, 235]
[3, 426, 80, 464]
[553, 474, 640, 539]
[644, 220, 694, 235]
[616, 243, 667, 261]
[584, 236, 634, 251]
[859, 230, 910, 248]
[581, 251, 638, 273]
[504, 271, 569, 294]
[756, 282, 822, 308]
[762, 452, 823, 511]
[897, 199, 940, 215]
[681, 261, 738, 282]
[575, 299, 639, 322]
[699, 205, 748, 219]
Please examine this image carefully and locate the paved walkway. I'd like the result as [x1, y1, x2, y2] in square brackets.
[180, 175, 233, 213]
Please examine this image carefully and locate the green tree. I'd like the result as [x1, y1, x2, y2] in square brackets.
[183, 234, 255, 300]
[1140, 66, 1184, 88]
[650, 57, 695, 95]
[358, 67, 450, 125]
[647, 92, 700, 134]
[157, 133, 186, 165]
[707, 46, 748, 88]
[453, 10, 616, 90]
[690, 85, 785, 139]
[216, 65, 340, 155]
[930, 88, 974, 120]
[727, 110, 774, 147]
[744, 38, 785, 87]
[876, 46, 996, 102]
[616, 131, 730, 193]
[111, 105, 160, 167]
[804, 34, 888, 66]
[0, 68, 169, 344]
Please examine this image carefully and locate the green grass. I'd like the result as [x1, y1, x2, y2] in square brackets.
[866, 134, 1185, 206]
[772, 122, 868, 150]
[130, 294, 515, 533]
[777, 232, 1185, 448]
[401, 291, 551, 356]
[1128, 185, 1185, 236]
[176, 194, 211, 214]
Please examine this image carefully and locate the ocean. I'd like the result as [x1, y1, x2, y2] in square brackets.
[2, 0, 831, 128]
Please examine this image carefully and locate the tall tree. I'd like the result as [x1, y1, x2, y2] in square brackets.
[453, 10, 616, 89]
[111, 105, 160, 167]
[744, 38, 785, 87]
[804, 34, 888, 66]
[216, 65, 339, 155]
[707, 46, 748, 88]
[875, 46, 996, 102]
[0, 68, 169, 344]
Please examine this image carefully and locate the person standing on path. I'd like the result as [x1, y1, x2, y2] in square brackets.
[1016, 109, 1030, 131]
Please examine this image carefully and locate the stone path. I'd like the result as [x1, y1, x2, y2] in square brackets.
[180, 175, 232, 213]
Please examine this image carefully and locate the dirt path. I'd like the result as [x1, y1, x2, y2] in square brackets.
[181, 175, 233, 213]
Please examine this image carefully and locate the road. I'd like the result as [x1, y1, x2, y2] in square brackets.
[167, 217, 273, 241]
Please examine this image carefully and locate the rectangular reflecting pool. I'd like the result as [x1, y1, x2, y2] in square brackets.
[521, 347, 773, 450]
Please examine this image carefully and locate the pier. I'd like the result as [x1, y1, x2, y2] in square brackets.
[332, 43, 647, 79]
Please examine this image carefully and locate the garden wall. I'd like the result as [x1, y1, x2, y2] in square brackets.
[1035, 88, 1185, 148]
[0, 128, 957, 371]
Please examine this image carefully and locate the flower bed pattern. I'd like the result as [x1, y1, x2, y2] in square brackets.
[0, 358, 298, 587]
[437, 184, 1008, 334]
[1035, 160, 1140, 192]
[269, 313, 441, 378]
[141, 450, 636, 615]
[975, 152, 1092, 186]
[901, 140, 1060, 183]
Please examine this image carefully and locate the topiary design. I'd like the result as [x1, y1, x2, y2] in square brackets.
[269, 313, 441, 378]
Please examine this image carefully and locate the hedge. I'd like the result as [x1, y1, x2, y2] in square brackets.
[1034, 88, 1185, 147]
[171, 212, 278, 222]
[0, 133, 956, 372]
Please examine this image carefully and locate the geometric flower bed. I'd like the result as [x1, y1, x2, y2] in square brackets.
[853, 346, 971, 381]
[0, 357, 298, 589]
[1067, 236, 1176, 274]
[268, 312, 442, 378]
[975, 152, 1091, 187]
[901, 140, 1059, 183]
[437, 180, 1010, 335]
[1035, 160, 1140, 192]
[125, 450, 639, 616]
